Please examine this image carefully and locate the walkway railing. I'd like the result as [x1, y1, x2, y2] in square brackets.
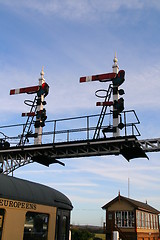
[0, 110, 140, 147]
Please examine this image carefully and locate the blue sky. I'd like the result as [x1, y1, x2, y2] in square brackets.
[0, 0, 160, 226]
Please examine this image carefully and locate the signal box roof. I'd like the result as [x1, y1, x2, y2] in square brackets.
[102, 194, 159, 214]
[0, 174, 73, 210]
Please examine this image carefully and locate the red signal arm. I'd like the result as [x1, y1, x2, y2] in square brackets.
[10, 85, 40, 95]
[80, 72, 116, 83]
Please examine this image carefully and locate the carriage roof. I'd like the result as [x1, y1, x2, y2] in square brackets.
[0, 174, 73, 210]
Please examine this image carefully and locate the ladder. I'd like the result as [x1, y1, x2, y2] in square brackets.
[93, 84, 112, 139]
[19, 96, 37, 146]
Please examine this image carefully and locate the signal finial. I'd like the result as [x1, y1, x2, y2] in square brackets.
[112, 52, 119, 74]
[41, 66, 44, 77]
[39, 66, 45, 85]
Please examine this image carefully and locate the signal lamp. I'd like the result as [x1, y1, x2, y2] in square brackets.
[113, 98, 124, 113]
[118, 89, 125, 95]
[34, 120, 41, 128]
[37, 82, 49, 97]
[113, 70, 125, 86]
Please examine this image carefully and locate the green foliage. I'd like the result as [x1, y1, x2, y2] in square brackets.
[71, 228, 95, 240]
[94, 233, 105, 240]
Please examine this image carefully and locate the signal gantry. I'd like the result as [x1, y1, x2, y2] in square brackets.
[1, 56, 159, 174]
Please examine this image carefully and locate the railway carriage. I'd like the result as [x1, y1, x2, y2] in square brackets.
[0, 174, 73, 240]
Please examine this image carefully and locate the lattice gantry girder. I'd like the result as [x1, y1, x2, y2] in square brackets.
[0, 135, 148, 175]
[139, 138, 160, 152]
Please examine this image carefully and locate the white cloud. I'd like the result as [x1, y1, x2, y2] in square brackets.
[16, 156, 160, 194]
[48, 182, 98, 187]
[124, 63, 160, 110]
[69, 194, 106, 204]
[0, 0, 159, 21]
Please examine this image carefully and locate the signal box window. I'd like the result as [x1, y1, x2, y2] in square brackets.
[115, 211, 134, 228]
[0, 209, 5, 240]
[23, 212, 49, 240]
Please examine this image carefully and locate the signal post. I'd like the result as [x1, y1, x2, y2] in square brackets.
[112, 54, 120, 137]
[34, 68, 46, 145]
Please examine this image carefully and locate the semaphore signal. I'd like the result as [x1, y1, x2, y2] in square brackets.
[80, 53, 125, 138]
[9, 67, 49, 145]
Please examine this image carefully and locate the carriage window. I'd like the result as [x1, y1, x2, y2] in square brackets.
[23, 212, 49, 240]
[62, 216, 68, 240]
[55, 210, 70, 240]
[0, 209, 5, 240]
[55, 215, 60, 240]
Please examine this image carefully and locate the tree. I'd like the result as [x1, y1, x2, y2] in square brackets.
[71, 228, 95, 240]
